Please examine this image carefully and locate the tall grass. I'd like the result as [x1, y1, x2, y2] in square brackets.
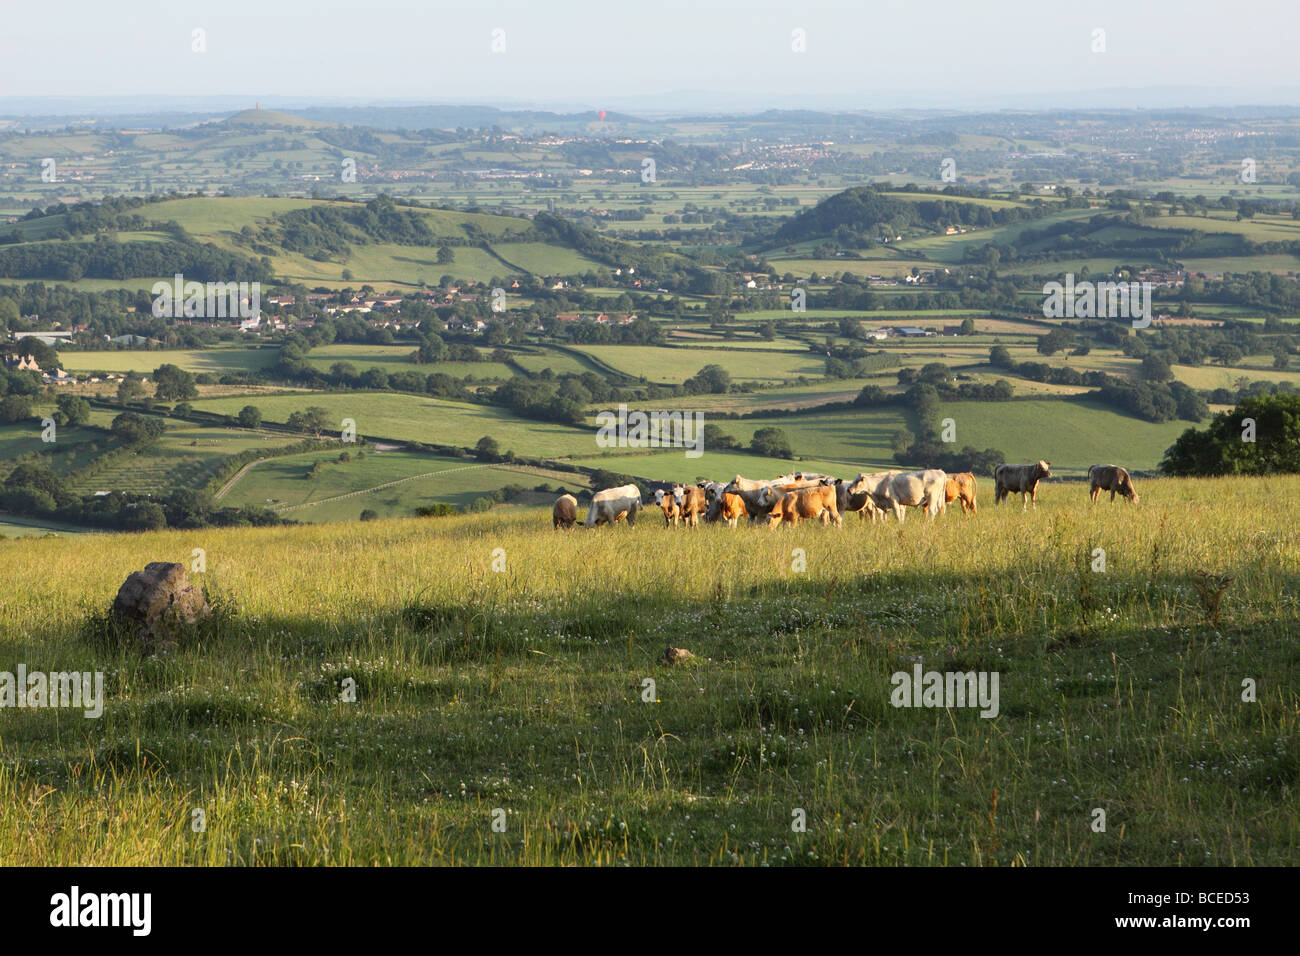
[0, 475, 1296, 865]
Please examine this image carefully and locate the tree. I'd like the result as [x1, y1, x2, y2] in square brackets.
[237, 405, 263, 428]
[1162, 394, 1300, 475]
[989, 345, 1012, 368]
[702, 424, 739, 450]
[0, 394, 32, 423]
[110, 411, 165, 445]
[55, 394, 91, 426]
[15, 338, 59, 369]
[437, 245, 455, 264]
[153, 363, 198, 402]
[117, 376, 146, 403]
[1037, 328, 1074, 356]
[685, 364, 731, 395]
[751, 426, 794, 459]
[959, 316, 976, 335]
[475, 435, 501, 462]
[1140, 353, 1174, 382]
[303, 406, 331, 437]
[359, 509, 379, 521]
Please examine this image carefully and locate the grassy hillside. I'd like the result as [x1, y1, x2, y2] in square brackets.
[2, 476, 1295, 865]
[936, 398, 1193, 475]
[191, 392, 598, 457]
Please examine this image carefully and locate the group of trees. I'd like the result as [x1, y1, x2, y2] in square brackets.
[889, 381, 1007, 477]
[1162, 394, 1300, 475]
[0, 461, 285, 532]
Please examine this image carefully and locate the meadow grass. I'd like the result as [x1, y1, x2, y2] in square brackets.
[0, 475, 1295, 865]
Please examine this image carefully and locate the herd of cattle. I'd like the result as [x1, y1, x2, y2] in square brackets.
[551, 462, 1141, 530]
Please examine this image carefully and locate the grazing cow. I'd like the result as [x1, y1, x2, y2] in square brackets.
[552, 493, 578, 530]
[653, 487, 682, 527]
[846, 471, 900, 520]
[883, 469, 948, 524]
[1089, 464, 1139, 504]
[943, 472, 978, 516]
[762, 484, 842, 528]
[718, 491, 748, 527]
[585, 484, 641, 528]
[823, 477, 880, 521]
[994, 460, 1052, 509]
[724, 476, 822, 525]
[679, 484, 707, 527]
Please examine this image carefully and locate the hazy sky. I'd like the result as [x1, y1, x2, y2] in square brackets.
[2, 0, 1296, 109]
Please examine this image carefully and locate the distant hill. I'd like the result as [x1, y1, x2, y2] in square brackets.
[769, 185, 1020, 248]
[216, 108, 331, 129]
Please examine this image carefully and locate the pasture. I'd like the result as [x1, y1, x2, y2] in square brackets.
[191, 392, 599, 458]
[1, 475, 1295, 865]
[58, 348, 279, 376]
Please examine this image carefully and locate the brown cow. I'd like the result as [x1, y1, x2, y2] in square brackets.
[943, 472, 978, 516]
[654, 487, 682, 527]
[552, 493, 578, 530]
[766, 485, 841, 529]
[1088, 464, 1139, 504]
[994, 460, 1052, 509]
[718, 491, 748, 527]
[679, 484, 707, 527]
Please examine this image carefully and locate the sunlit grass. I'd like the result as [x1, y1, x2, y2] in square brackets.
[0, 475, 1296, 865]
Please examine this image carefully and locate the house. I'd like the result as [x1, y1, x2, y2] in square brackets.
[4, 353, 41, 372]
[896, 326, 931, 337]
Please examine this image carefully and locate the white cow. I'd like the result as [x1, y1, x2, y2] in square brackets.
[585, 484, 642, 527]
[846, 471, 900, 521]
[883, 469, 947, 524]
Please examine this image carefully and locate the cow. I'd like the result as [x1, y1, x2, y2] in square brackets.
[846, 471, 900, 520]
[725, 476, 823, 525]
[653, 487, 682, 527]
[698, 481, 729, 523]
[994, 460, 1052, 509]
[679, 484, 707, 527]
[585, 484, 641, 527]
[943, 472, 978, 516]
[552, 493, 578, 530]
[823, 476, 880, 522]
[762, 484, 841, 529]
[1088, 464, 1139, 504]
[882, 469, 947, 524]
[717, 491, 748, 527]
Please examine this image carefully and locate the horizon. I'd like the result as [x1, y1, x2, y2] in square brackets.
[2, 0, 1297, 109]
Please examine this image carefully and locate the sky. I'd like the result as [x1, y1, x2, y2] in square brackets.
[1, 0, 1297, 111]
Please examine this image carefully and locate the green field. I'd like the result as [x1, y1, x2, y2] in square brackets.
[572, 345, 826, 384]
[221, 448, 583, 522]
[58, 348, 279, 375]
[2, 476, 1295, 864]
[303, 344, 513, 380]
[191, 392, 599, 458]
[936, 399, 1193, 475]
